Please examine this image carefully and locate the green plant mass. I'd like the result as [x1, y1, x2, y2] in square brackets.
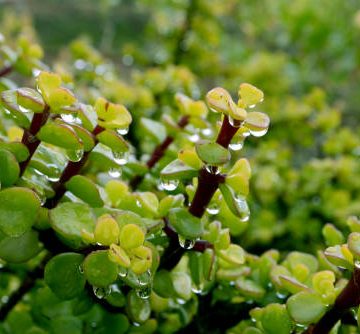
[1, 1, 360, 333]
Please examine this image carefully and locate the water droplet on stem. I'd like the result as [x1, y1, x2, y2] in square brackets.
[178, 235, 195, 249]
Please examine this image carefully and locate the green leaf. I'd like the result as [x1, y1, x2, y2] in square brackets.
[322, 223, 344, 247]
[126, 290, 151, 324]
[219, 183, 250, 220]
[96, 129, 128, 154]
[261, 303, 293, 334]
[0, 141, 29, 162]
[195, 141, 230, 166]
[348, 232, 360, 258]
[16, 87, 45, 113]
[153, 270, 176, 298]
[219, 244, 245, 266]
[160, 159, 198, 181]
[70, 124, 95, 152]
[1, 90, 31, 128]
[37, 121, 83, 150]
[172, 272, 192, 300]
[95, 97, 132, 130]
[0, 148, 20, 187]
[66, 175, 103, 208]
[49, 202, 96, 249]
[245, 112, 270, 131]
[324, 245, 353, 270]
[108, 244, 131, 268]
[235, 278, 265, 299]
[119, 224, 145, 250]
[49, 315, 82, 334]
[0, 187, 41, 237]
[286, 292, 326, 325]
[94, 214, 120, 246]
[168, 208, 203, 239]
[84, 250, 118, 287]
[140, 118, 167, 144]
[0, 229, 41, 263]
[238, 83, 264, 106]
[45, 253, 85, 300]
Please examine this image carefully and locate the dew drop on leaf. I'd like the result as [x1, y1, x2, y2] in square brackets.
[249, 128, 268, 137]
[118, 266, 128, 278]
[178, 235, 195, 249]
[116, 127, 129, 136]
[66, 148, 84, 162]
[188, 133, 200, 143]
[138, 270, 152, 286]
[113, 150, 128, 165]
[206, 203, 219, 215]
[136, 285, 152, 299]
[229, 140, 244, 151]
[93, 286, 111, 299]
[108, 167, 122, 178]
[160, 179, 179, 191]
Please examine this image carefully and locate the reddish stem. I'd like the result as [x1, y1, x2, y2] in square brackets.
[19, 105, 50, 175]
[0, 65, 12, 77]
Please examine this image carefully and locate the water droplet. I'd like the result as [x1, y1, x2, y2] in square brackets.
[178, 235, 195, 249]
[228, 116, 242, 128]
[113, 151, 128, 165]
[75, 59, 87, 70]
[188, 133, 200, 142]
[160, 179, 179, 191]
[234, 196, 250, 222]
[32, 68, 41, 77]
[33, 168, 45, 177]
[248, 104, 256, 109]
[206, 203, 219, 215]
[136, 200, 142, 207]
[61, 113, 77, 123]
[176, 298, 186, 305]
[276, 292, 287, 299]
[4, 109, 10, 115]
[138, 271, 151, 286]
[78, 265, 84, 274]
[116, 128, 129, 136]
[355, 260, 360, 269]
[229, 140, 244, 151]
[118, 266, 128, 278]
[191, 282, 205, 295]
[201, 128, 212, 137]
[205, 165, 219, 175]
[132, 322, 141, 327]
[66, 148, 84, 162]
[93, 286, 111, 299]
[249, 128, 268, 137]
[136, 285, 151, 299]
[108, 167, 122, 178]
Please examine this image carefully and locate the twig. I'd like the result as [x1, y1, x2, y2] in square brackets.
[19, 105, 50, 175]
[0, 65, 12, 77]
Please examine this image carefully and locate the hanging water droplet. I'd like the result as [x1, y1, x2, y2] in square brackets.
[176, 298, 186, 305]
[93, 286, 111, 299]
[136, 285, 151, 299]
[160, 179, 179, 191]
[228, 116, 242, 128]
[206, 202, 219, 215]
[188, 133, 200, 142]
[116, 127, 129, 136]
[248, 104, 256, 109]
[113, 151, 128, 165]
[61, 113, 77, 123]
[118, 266, 128, 278]
[108, 167, 122, 178]
[66, 148, 84, 162]
[191, 282, 205, 295]
[205, 165, 219, 175]
[229, 140, 244, 151]
[276, 291, 287, 299]
[249, 128, 268, 137]
[178, 235, 195, 250]
[138, 270, 151, 286]
[234, 196, 250, 222]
